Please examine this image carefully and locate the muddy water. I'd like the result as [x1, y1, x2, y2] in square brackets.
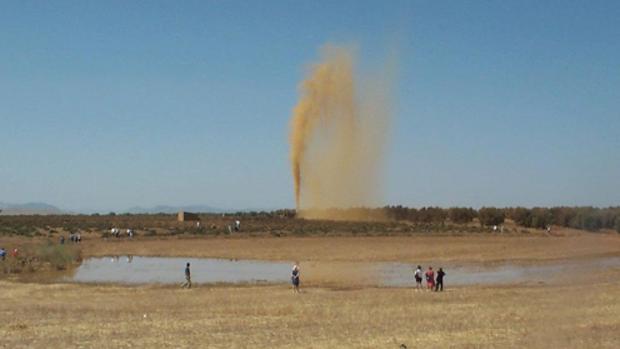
[380, 257, 620, 287]
[65, 256, 620, 287]
[67, 256, 292, 285]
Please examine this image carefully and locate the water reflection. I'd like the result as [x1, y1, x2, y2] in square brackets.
[64, 256, 620, 287]
[67, 256, 292, 285]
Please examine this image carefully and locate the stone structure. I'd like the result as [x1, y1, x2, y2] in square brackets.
[177, 211, 200, 222]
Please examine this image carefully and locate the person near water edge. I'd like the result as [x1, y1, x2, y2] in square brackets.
[414, 265, 423, 290]
[182, 262, 192, 289]
[435, 268, 445, 292]
[291, 263, 300, 293]
[425, 266, 435, 291]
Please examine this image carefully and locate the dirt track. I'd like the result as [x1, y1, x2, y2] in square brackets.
[81, 231, 620, 264]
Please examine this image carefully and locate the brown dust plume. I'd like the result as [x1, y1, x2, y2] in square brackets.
[289, 45, 393, 220]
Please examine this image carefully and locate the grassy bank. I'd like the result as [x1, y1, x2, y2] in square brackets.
[1, 241, 81, 275]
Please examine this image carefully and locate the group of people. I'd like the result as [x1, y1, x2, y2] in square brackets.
[289, 263, 444, 293]
[179, 262, 443, 293]
[60, 233, 81, 244]
[226, 220, 242, 234]
[110, 228, 133, 239]
[0, 247, 18, 261]
[414, 265, 446, 291]
[180, 261, 301, 292]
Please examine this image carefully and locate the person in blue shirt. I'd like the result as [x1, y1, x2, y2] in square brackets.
[0, 247, 6, 260]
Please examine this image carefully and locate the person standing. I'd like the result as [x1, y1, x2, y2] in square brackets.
[182, 262, 192, 289]
[425, 266, 435, 291]
[291, 263, 300, 293]
[414, 265, 423, 290]
[435, 268, 446, 292]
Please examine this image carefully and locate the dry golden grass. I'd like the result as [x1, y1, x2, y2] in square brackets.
[1, 274, 619, 349]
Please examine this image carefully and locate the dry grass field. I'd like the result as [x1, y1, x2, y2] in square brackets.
[1, 225, 620, 348]
[1, 273, 619, 349]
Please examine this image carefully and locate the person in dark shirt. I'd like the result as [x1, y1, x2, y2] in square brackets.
[182, 262, 192, 289]
[435, 268, 446, 292]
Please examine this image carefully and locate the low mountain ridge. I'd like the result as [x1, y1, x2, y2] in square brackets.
[0, 202, 65, 215]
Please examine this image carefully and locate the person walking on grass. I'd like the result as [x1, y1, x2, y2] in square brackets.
[291, 263, 300, 293]
[435, 268, 445, 292]
[425, 266, 435, 291]
[181, 262, 192, 289]
[414, 265, 423, 290]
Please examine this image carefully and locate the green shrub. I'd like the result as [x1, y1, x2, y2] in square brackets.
[478, 207, 505, 227]
[37, 242, 81, 270]
[448, 207, 477, 224]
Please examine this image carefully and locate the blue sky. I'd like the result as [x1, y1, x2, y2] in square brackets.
[1, 1, 618, 212]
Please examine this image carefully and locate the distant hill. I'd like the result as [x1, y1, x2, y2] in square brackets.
[0, 202, 65, 215]
[0, 202, 276, 215]
[123, 205, 229, 214]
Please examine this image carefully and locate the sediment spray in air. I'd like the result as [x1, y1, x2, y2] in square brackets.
[289, 44, 393, 220]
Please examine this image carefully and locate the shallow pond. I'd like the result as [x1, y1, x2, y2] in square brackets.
[67, 256, 292, 285]
[380, 256, 620, 287]
[64, 256, 620, 287]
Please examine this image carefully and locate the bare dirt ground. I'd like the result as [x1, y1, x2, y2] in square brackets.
[1, 229, 619, 348]
[81, 230, 620, 264]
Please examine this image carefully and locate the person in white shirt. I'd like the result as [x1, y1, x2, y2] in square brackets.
[291, 263, 300, 293]
[414, 265, 423, 290]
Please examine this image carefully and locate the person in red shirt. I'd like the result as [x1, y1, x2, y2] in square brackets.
[425, 266, 435, 290]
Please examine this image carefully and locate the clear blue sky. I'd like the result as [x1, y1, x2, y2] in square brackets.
[1, 1, 619, 212]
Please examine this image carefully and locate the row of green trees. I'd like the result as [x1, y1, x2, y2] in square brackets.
[505, 206, 620, 231]
[104, 206, 617, 233]
[386, 206, 620, 232]
[286, 206, 620, 232]
[383, 206, 502, 226]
